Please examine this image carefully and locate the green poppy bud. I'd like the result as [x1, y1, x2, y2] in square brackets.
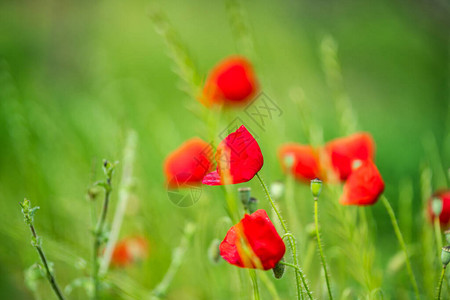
[272, 259, 285, 279]
[248, 197, 258, 214]
[442, 246, 450, 266]
[310, 178, 323, 199]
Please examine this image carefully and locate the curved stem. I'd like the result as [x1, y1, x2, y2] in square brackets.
[436, 266, 446, 300]
[381, 196, 420, 299]
[93, 173, 113, 299]
[256, 173, 313, 300]
[314, 200, 333, 299]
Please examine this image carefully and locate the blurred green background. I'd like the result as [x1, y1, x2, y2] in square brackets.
[0, 0, 449, 299]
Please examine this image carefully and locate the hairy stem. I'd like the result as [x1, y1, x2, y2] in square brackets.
[256, 173, 313, 300]
[381, 196, 420, 299]
[436, 266, 446, 300]
[314, 199, 333, 299]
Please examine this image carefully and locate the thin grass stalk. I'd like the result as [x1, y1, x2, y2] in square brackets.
[381, 196, 420, 299]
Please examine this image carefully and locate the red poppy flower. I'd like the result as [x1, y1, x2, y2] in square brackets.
[428, 190, 450, 226]
[324, 132, 375, 181]
[278, 143, 322, 182]
[220, 209, 285, 270]
[164, 138, 212, 189]
[203, 125, 263, 185]
[201, 56, 258, 107]
[111, 237, 149, 267]
[340, 160, 384, 205]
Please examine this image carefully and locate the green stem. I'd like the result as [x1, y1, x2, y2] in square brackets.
[256, 173, 312, 300]
[436, 266, 446, 300]
[29, 224, 66, 300]
[314, 199, 333, 299]
[100, 131, 137, 275]
[93, 176, 112, 299]
[381, 196, 420, 299]
[249, 270, 260, 300]
[434, 217, 443, 256]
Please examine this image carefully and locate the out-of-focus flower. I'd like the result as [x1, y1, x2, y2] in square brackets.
[278, 144, 321, 182]
[164, 138, 212, 188]
[203, 125, 263, 185]
[201, 56, 258, 107]
[324, 132, 375, 181]
[428, 190, 450, 226]
[111, 237, 149, 267]
[339, 160, 384, 206]
[219, 209, 285, 270]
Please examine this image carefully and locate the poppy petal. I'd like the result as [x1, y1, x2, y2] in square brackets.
[324, 132, 375, 181]
[278, 143, 322, 182]
[201, 56, 258, 107]
[219, 209, 285, 270]
[202, 170, 222, 186]
[340, 160, 384, 206]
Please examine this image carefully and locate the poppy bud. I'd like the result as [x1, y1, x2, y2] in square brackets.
[208, 238, 222, 264]
[445, 230, 450, 244]
[239, 187, 251, 207]
[272, 258, 285, 279]
[310, 178, 323, 199]
[432, 197, 444, 216]
[248, 197, 258, 214]
[270, 181, 284, 199]
[441, 246, 450, 267]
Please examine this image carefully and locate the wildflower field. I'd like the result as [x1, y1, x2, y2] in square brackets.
[1, 0, 450, 299]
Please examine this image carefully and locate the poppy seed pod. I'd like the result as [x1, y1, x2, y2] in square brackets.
[239, 187, 251, 207]
[248, 197, 258, 214]
[310, 178, 323, 199]
[441, 246, 450, 266]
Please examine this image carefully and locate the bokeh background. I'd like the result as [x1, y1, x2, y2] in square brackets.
[0, 0, 449, 299]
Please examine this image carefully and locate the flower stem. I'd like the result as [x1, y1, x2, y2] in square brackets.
[434, 217, 443, 256]
[436, 266, 446, 300]
[92, 161, 115, 300]
[314, 199, 333, 299]
[256, 173, 313, 300]
[20, 199, 66, 300]
[100, 130, 137, 275]
[381, 196, 420, 299]
[249, 270, 260, 300]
